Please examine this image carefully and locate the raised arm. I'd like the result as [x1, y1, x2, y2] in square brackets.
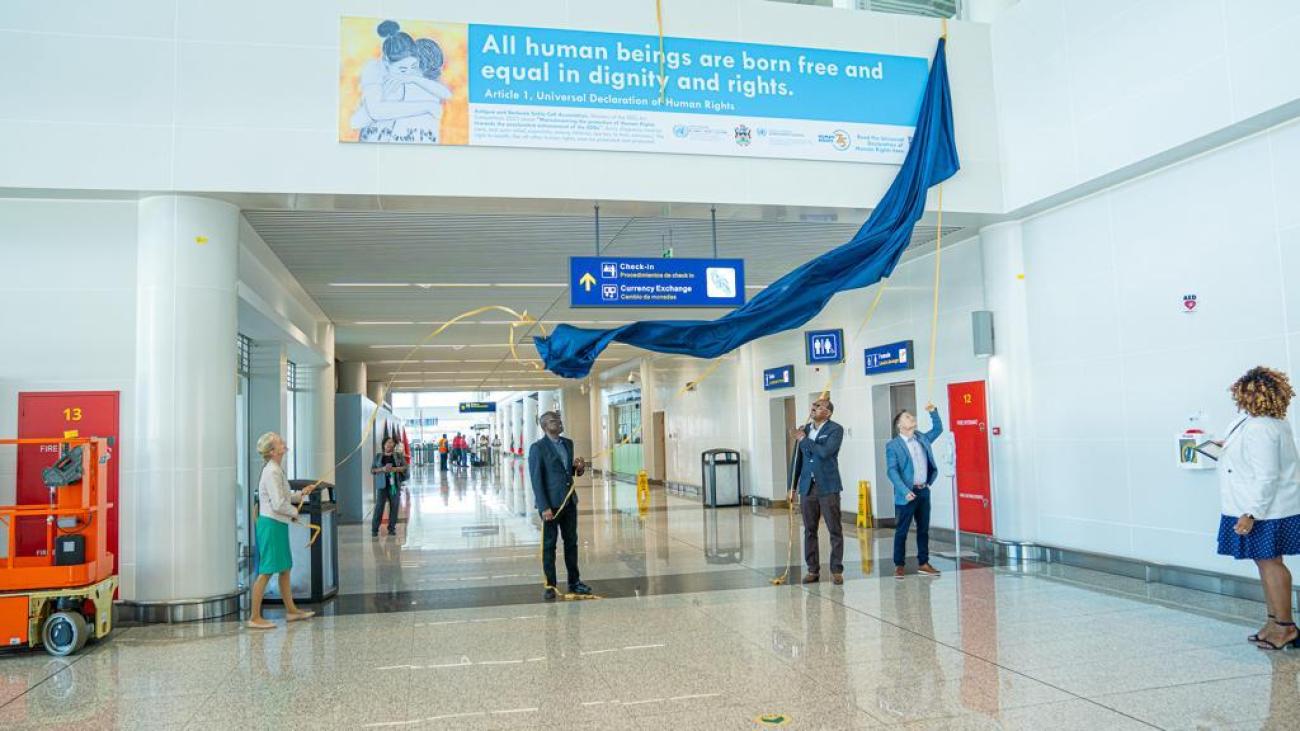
[924, 409, 944, 442]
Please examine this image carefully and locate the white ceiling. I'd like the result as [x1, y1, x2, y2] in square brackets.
[245, 208, 970, 391]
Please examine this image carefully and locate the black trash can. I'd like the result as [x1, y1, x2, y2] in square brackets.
[264, 480, 340, 604]
[701, 449, 741, 508]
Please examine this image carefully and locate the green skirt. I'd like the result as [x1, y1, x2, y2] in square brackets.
[256, 515, 293, 575]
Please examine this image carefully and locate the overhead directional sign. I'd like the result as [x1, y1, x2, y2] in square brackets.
[458, 402, 497, 414]
[805, 329, 844, 365]
[864, 340, 914, 375]
[570, 256, 745, 308]
[763, 365, 795, 391]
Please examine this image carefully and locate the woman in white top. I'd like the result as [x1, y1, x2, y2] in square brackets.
[1217, 367, 1300, 650]
[248, 432, 316, 629]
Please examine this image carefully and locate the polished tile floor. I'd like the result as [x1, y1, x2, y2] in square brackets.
[2, 463, 1298, 729]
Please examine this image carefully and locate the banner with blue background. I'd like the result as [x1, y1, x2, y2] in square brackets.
[340, 17, 929, 163]
[468, 24, 927, 163]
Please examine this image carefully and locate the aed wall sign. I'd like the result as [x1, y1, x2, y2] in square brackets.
[569, 256, 745, 307]
[864, 340, 914, 375]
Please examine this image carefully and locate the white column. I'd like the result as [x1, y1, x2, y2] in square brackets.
[248, 341, 287, 485]
[523, 396, 540, 455]
[560, 385, 592, 463]
[589, 383, 604, 473]
[301, 362, 335, 479]
[128, 195, 239, 604]
[338, 361, 366, 394]
[510, 399, 523, 456]
[980, 222, 1035, 543]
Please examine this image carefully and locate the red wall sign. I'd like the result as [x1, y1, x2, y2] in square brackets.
[946, 381, 993, 536]
[16, 392, 120, 575]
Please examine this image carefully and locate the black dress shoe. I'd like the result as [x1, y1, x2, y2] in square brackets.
[543, 588, 557, 601]
[568, 582, 592, 596]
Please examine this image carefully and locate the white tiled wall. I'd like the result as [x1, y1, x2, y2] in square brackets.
[1017, 119, 1300, 577]
[993, 0, 1300, 210]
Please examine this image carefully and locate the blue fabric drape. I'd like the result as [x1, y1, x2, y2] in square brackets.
[536, 38, 959, 379]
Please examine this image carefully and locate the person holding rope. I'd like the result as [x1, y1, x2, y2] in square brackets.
[789, 398, 846, 585]
[248, 432, 316, 629]
[887, 404, 944, 578]
[529, 411, 591, 601]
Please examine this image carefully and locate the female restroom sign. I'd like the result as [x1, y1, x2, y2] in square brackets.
[863, 340, 914, 375]
[805, 329, 844, 364]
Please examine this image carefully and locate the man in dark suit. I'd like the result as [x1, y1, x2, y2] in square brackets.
[528, 411, 591, 601]
[885, 404, 943, 578]
[789, 398, 846, 585]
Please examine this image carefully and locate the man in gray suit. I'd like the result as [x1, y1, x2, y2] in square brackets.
[789, 398, 846, 585]
[528, 411, 590, 601]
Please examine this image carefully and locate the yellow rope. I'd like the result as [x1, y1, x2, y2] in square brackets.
[817, 278, 892, 401]
[655, 0, 667, 104]
[769, 440, 801, 585]
[926, 184, 943, 400]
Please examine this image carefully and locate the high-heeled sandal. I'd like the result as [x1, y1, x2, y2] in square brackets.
[1253, 620, 1299, 651]
[1248, 614, 1275, 643]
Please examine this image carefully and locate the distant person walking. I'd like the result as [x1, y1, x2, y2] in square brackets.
[438, 433, 449, 471]
[1217, 366, 1300, 651]
[370, 437, 407, 537]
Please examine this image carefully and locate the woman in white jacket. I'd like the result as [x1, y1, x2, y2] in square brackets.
[248, 432, 316, 629]
[1218, 367, 1300, 650]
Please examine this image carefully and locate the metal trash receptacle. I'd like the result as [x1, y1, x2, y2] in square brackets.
[701, 449, 741, 508]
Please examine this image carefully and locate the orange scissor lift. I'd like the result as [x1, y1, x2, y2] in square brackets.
[0, 437, 116, 656]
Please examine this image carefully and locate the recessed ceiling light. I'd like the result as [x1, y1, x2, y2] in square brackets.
[354, 321, 415, 325]
[329, 282, 408, 287]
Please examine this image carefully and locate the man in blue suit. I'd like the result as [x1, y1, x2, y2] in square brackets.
[528, 411, 591, 601]
[886, 404, 944, 578]
[789, 398, 846, 585]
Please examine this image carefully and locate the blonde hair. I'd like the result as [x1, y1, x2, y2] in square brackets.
[1231, 367, 1294, 419]
[256, 432, 283, 459]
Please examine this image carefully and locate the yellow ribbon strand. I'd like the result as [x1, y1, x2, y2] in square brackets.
[655, 0, 667, 104]
[817, 278, 891, 401]
[926, 185, 943, 400]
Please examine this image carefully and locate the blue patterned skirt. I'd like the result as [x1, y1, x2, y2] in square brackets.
[1217, 514, 1300, 560]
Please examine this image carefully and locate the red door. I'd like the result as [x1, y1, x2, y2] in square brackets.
[946, 381, 992, 535]
[16, 392, 119, 574]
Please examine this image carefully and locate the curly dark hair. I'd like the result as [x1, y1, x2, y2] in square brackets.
[1230, 366, 1294, 418]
